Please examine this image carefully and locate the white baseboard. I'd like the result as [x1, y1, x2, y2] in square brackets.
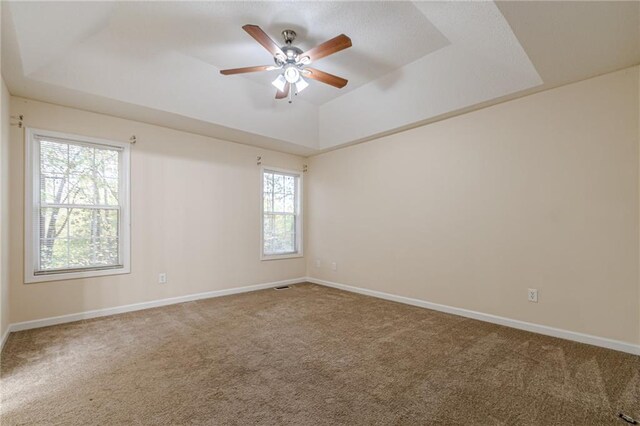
[6, 277, 306, 335]
[306, 277, 640, 356]
[5, 276, 639, 357]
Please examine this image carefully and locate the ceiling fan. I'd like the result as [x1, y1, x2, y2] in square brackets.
[220, 25, 352, 103]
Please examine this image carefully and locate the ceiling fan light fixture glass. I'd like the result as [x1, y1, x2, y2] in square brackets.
[284, 65, 300, 83]
[295, 77, 309, 93]
[271, 74, 287, 92]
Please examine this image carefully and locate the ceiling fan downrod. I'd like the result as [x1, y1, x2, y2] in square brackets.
[282, 29, 297, 45]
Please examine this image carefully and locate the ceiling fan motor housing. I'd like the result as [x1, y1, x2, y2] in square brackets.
[275, 46, 303, 67]
[277, 30, 304, 66]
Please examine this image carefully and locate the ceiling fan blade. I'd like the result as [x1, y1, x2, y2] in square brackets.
[275, 83, 290, 99]
[299, 34, 352, 63]
[243, 25, 286, 60]
[220, 65, 276, 75]
[303, 68, 348, 88]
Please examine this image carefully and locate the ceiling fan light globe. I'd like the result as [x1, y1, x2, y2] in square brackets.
[295, 77, 309, 93]
[272, 74, 287, 92]
[284, 66, 300, 83]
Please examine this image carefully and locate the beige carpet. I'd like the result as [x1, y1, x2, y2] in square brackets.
[1, 283, 638, 425]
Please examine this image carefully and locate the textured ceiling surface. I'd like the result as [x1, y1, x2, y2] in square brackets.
[2, 1, 638, 154]
[13, 2, 450, 106]
[496, 0, 640, 87]
[112, 1, 449, 106]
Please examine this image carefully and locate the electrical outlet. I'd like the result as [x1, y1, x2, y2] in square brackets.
[527, 288, 538, 303]
[315, 259, 321, 268]
[159, 273, 167, 284]
[331, 262, 337, 271]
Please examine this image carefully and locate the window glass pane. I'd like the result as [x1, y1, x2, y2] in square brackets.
[262, 170, 299, 256]
[66, 172, 92, 205]
[274, 192, 285, 212]
[40, 174, 66, 204]
[264, 213, 295, 254]
[284, 175, 295, 195]
[39, 207, 70, 269]
[69, 208, 119, 239]
[68, 237, 119, 268]
[64, 143, 119, 206]
[96, 148, 119, 179]
[40, 238, 69, 270]
[284, 193, 295, 213]
[36, 137, 123, 273]
[263, 214, 275, 254]
[95, 147, 120, 204]
[67, 238, 93, 268]
[40, 141, 68, 175]
[274, 174, 284, 195]
[90, 237, 120, 266]
[40, 140, 70, 204]
[263, 192, 273, 212]
[70, 174, 118, 206]
[68, 143, 94, 176]
[264, 172, 273, 193]
[39, 207, 120, 270]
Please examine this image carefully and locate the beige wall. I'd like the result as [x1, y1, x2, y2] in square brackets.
[1, 79, 9, 338]
[307, 66, 640, 344]
[4, 67, 640, 347]
[8, 97, 306, 323]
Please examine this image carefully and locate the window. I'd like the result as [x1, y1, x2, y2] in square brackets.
[261, 167, 302, 260]
[25, 128, 130, 283]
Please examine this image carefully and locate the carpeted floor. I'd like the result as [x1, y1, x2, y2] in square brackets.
[1, 283, 638, 425]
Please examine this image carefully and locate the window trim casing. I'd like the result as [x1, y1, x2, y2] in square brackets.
[24, 127, 131, 283]
[260, 166, 303, 261]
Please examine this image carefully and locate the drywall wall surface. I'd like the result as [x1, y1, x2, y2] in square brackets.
[308, 66, 640, 344]
[1, 78, 10, 339]
[8, 97, 306, 323]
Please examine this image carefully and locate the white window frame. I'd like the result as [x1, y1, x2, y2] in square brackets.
[24, 128, 131, 283]
[260, 166, 303, 261]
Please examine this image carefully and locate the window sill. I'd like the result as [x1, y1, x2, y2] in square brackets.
[261, 253, 304, 261]
[25, 266, 131, 284]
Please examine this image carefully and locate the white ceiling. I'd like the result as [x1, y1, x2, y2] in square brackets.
[497, 1, 640, 88]
[2, 1, 639, 155]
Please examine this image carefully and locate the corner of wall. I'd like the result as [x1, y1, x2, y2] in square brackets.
[1, 77, 11, 349]
[637, 65, 640, 346]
